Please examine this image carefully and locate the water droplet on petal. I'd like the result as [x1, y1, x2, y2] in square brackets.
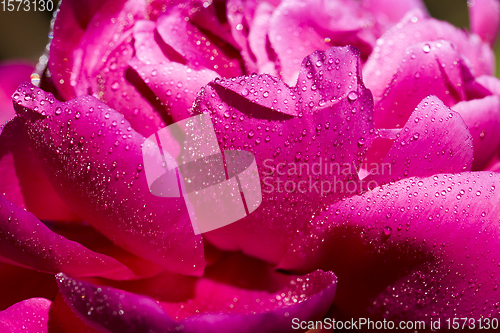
[348, 91, 358, 101]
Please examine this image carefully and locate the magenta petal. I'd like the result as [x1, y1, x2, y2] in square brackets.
[452, 95, 500, 169]
[364, 15, 494, 101]
[49, 0, 134, 100]
[12, 83, 204, 276]
[469, 0, 500, 45]
[132, 20, 167, 65]
[0, 118, 80, 221]
[156, 11, 242, 78]
[269, 0, 373, 85]
[0, 152, 25, 212]
[56, 257, 336, 333]
[0, 298, 51, 333]
[89, 34, 167, 137]
[374, 41, 465, 128]
[475, 75, 500, 96]
[280, 172, 500, 320]
[0, 63, 33, 125]
[0, 195, 136, 279]
[129, 59, 218, 122]
[193, 47, 375, 264]
[130, 22, 219, 122]
[227, 0, 278, 75]
[366, 96, 473, 186]
[362, 0, 428, 31]
[247, 2, 279, 75]
[296, 46, 366, 110]
[73, 0, 145, 96]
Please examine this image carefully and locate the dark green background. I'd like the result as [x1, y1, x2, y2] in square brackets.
[0, 0, 498, 76]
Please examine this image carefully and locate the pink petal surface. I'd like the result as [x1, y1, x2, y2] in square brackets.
[0, 152, 25, 211]
[56, 252, 337, 333]
[365, 96, 473, 186]
[193, 47, 375, 264]
[469, 0, 500, 45]
[72, 0, 145, 96]
[280, 172, 500, 320]
[0, 63, 33, 125]
[48, 293, 102, 333]
[226, 0, 259, 73]
[362, 0, 428, 32]
[50, 0, 167, 138]
[89, 32, 168, 137]
[48, 0, 118, 100]
[130, 59, 219, 122]
[0, 194, 137, 279]
[269, 0, 373, 85]
[452, 95, 500, 170]
[0, 263, 57, 311]
[156, 10, 242, 78]
[363, 13, 494, 101]
[0, 298, 51, 333]
[12, 83, 204, 276]
[476, 75, 500, 96]
[247, 2, 279, 75]
[374, 41, 465, 128]
[130, 21, 219, 122]
[0, 117, 80, 221]
[132, 20, 166, 65]
[49, 223, 164, 279]
[227, 0, 279, 75]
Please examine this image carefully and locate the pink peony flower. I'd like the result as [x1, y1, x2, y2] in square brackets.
[1, 0, 500, 331]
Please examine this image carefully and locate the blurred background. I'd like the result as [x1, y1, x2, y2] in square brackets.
[0, 0, 499, 76]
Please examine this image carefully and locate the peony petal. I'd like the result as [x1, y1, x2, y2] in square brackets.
[0, 263, 57, 311]
[364, 14, 494, 101]
[487, 158, 500, 172]
[130, 21, 219, 122]
[132, 20, 166, 65]
[0, 194, 137, 279]
[452, 95, 500, 169]
[269, 0, 373, 85]
[88, 32, 168, 137]
[0, 298, 51, 333]
[0, 63, 33, 125]
[49, 222, 164, 278]
[50, 0, 167, 138]
[374, 41, 465, 128]
[280, 172, 500, 320]
[247, 2, 279, 75]
[72, 0, 145, 96]
[469, 0, 500, 45]
[0, 152, 25, 211]
[227, 0, 279, 75]
[156, 10, 242, 78]
[48, 293, 102, 333]
[361, 0, 428, 32]
[475, 75, 500, 96]
[56, 252, 337, 333]
[365, 96, 473, 186]
[48, 0, 127, 100]
[193, 47, 375, 264]
[0, 117, 80, 221]
[227, 0, 259, 73]
[12, 83, 204, 276]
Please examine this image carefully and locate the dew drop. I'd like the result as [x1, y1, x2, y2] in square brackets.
[347, 91, 358, 101]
